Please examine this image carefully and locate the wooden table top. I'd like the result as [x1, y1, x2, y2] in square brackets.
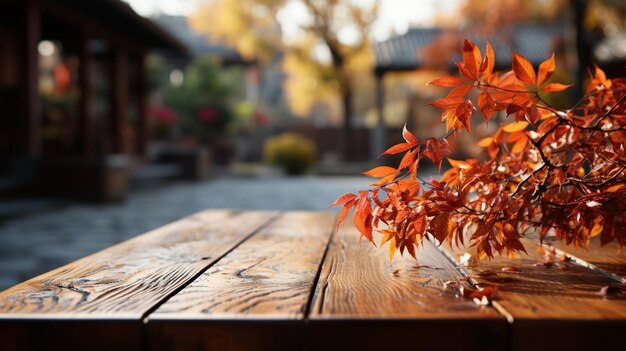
[0, 210, 625, 351]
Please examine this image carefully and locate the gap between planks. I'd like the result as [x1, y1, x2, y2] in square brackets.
[139, 211, 283, 325]
[302, 213, 338, 320]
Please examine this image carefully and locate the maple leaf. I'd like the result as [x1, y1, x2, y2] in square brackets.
[512, 52, 536, 86]
[331, 37, 626, 269]
[541, 83, 573, 92]
[362, 166, 398, 178]
[429, 214, 451, 244]
[429, 76, 464, 88]
[537, 53, 555, 86]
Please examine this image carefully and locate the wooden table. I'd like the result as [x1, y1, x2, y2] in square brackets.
[0, 210, 625, 351]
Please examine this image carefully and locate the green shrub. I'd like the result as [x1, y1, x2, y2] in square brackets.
[264, 133, 316, 175]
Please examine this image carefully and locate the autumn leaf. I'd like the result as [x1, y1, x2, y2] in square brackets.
[429, 76, 464, 87]
[336, 199, 355, 231]
[512, 52, 536, 86]
[502, 121, 529, 133]
[481, 42, 495, 78]
[381, 143, 413, 156]
[462, 39, 481, 80]
[402, 124, 419, 145]
[330, 37, 626, 266]
[362, 166, 397, 178]
[541, 83, 573, 92]
[536, 53, 555, 87]
[327, 193, 356, 209]
[388, 236, 397, 262]
[429, 214, 451, 244]
[455, 100, 474, 131]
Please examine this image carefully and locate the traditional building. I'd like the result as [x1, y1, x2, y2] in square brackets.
[0, 0, 187, 200]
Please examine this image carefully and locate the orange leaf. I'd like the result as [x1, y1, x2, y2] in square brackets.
[336, 199, 355, 231]
[429, 214, 451, 244]
[354, 192, 373, 243]
[511, 137, 528, 153]
[512, 52, 536, 86]
[502, 121, 529, 133]
[388, 237, 397, 262]
[477, 137, 493, 147]
[478, 92, 496, 122]
[428, 97, 463, 109]
[402, 124, 419, 145]
[398, 148, 418, 171]
[327, 192, 356, 209]
[455, 100, 474, 132]
[429, 76, 463, 87]
[537, 53, 555, 86]
[541, 83, 573, 92]
[362, 166, 397, 178]
[381, 142, 413, 156]
[481, 42, 495, 77]
[462, 39, 481, 79]
[423, 138, 448, 172]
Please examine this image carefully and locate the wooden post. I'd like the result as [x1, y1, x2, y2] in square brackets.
[22, 0, 41, 156]
[136, 51, 149, 156]
[79, 30, 94, 155]
[370, 72, 387, 163]
[111, 45, 128, 154]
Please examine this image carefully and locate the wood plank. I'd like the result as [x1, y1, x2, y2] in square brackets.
[0, 210, 277, 351]
[439, 238, 626, 351]
[147, 211, 336, 351]
[307, 218, 506, 351]
[542, 237, 626, 283]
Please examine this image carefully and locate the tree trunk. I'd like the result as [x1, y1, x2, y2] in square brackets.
[341, 84, 353, 161]
[571, 0, 590, 102]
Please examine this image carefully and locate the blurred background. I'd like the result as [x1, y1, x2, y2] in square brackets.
[0, 0, 625, 290]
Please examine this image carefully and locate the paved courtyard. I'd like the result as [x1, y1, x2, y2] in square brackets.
[0, 176, 371, 291]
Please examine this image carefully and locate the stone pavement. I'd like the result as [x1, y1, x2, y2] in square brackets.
[0, 176, 371, 291]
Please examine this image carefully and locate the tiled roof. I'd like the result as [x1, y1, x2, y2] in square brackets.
[374, 25, 564, 73]
[153, 15, 248, 63]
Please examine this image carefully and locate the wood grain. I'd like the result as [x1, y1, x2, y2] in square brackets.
[307, 218, 506, 351]
[147, 211, 336, 351]
[439, 237, 626, 351]
[542, 237, 626, 283]
[0, 210, 278, 350]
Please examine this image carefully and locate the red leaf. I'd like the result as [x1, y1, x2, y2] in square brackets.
[478, 92, 496, 122]
[402, 124, 419, 145]
[429, 214, 451, 244]
[462, 39, 481, 79]
[512, 52, 536, 86]
[336, 199, 355, 231]
[423, 138, 448, 172]
[537, 53, 555, 86]
[354, 192, 374, 243]
[541, 83, 573, 92]
[481, 42, 495, 77]
[327, 193, 356, 209]
[382, 142, 413, 156]
[398, 148, 418, 171]
[362, 166, 398, 178]
[455, 99, 474, 132]
[429, 76, 464, 87]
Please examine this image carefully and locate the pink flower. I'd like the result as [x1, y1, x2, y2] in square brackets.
[253, 111, 271, 126]
[198, 107, 218, 123]
[150, 106, 177, 126]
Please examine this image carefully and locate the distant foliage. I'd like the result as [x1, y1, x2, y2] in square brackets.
[264, 133, 317, 175]
[164, 57, 235, 140]
[331, 39, 626, 260]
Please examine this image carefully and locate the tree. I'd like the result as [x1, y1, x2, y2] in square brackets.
[190, 0, 379, 160]
[331, 39, 626, 260]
